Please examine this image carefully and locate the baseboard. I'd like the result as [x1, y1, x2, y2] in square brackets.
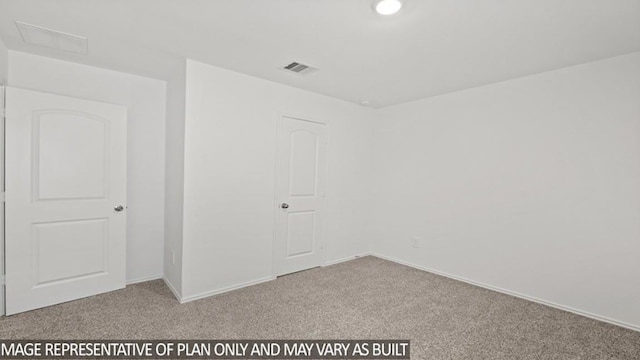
[323, 252, 371, 267]
[172, 253, 372, 304]
[369, 252, 640, 333]
[180, 276, 276, 304]
[162, 277, 182, 302]
[126, 274, 163, 285]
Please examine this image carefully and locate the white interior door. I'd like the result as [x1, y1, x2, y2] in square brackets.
[274, 115, 327, 276]
[5, 87, 127, 315]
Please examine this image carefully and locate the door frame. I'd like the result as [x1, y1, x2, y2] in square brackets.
[272, 112, 329, 277]
[1, 84, 6, 316]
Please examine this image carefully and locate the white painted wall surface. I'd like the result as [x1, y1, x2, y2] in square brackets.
[181, 59, 373, 300]
[372, 52, 640, 329]
[8, 51, 167, 284]
[0, 36, 7, 83]
[163, 61, 186, 297]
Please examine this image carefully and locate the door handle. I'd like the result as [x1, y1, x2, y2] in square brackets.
[281, 203, 289, 209]
[114, 205, 125, 212]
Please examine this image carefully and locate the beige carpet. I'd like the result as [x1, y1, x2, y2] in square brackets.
[1, 256, 638, 359]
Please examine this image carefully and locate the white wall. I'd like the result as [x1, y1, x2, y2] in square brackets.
[180, 59, 374, 300]
[372, 52, 640, 329]
[163, 61, 186, 296]
[8, 51, 167, 284]
[6, 45, 638, 333]
[0, 36, 7, 83]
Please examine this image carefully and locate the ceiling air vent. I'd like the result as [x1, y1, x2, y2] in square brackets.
[15, 21, 88, 55]
[283, 61, 316, 75]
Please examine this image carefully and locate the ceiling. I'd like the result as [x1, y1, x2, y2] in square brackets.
[0, 0, 638, 108]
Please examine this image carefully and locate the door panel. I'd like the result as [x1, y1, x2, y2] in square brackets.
[33, 218, 108, 285]
[289, 130, 319, 196]
[36, 111, 108, 200]
[275, 116, 327, 276]
[5, 87, 127, 315]
[286, 211, 315, 257]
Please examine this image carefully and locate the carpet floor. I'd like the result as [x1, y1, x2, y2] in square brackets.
[1, 256, 639, 359]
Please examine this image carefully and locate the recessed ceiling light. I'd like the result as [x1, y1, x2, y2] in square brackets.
[373, 0, 403, 15]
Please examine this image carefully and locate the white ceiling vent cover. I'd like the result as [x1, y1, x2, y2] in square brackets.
[283, 61, 317, 75]
[16, 21, 88, 55]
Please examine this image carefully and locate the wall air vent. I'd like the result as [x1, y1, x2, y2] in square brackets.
[282, 61, 317, 75]
[15, 21, 88, 55]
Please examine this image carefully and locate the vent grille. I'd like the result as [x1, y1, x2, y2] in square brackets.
[16, 21, 88, 54]
[283, 61, 316, 75]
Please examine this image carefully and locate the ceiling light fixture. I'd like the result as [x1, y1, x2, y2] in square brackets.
[373, 0, 403, 15]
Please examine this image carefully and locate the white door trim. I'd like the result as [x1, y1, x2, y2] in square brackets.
[0, 84, 6, 316]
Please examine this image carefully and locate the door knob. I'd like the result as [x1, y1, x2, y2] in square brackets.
[281, 203, 289, 209]
[114, 205, 125, 212]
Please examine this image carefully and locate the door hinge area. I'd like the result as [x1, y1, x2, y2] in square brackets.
[0, 192, 4, 202]
[0, 275, 5, 286]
